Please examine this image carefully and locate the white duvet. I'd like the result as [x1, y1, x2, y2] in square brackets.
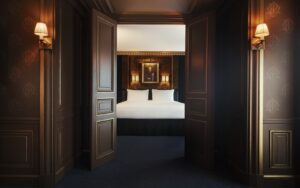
[116, 101, 185, 119]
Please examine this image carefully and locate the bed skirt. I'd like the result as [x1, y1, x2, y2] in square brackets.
[117, 119, 184, 136]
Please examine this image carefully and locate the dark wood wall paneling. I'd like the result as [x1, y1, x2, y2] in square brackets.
[117, 55, 185, 102]
[185, 12, 215, 169]
[89, 9, 117, 170]
[215, 0, 249, 180]
[0, 0, 41, 185]
[53, 0, 85, 183]
[263, 0, 300, 183]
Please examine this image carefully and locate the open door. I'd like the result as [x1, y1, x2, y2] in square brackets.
[90, 9, 117, 170]
[185, 12, 215, 168]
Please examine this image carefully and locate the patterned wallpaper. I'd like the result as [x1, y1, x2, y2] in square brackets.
[264, 0, 298, 119]
[0, 0, 40, 118]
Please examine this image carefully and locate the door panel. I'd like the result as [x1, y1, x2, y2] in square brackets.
[185, 12, 215, 169]
[90, 9, 117, 170]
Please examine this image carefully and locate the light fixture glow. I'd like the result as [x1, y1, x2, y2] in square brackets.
[34, 22, 52, 49]
[132, 75, 136, 82]
[165, 75, 169, 82]
[34, 22, 49, 39]
[252, 23, 270, 50]
[255, 23, 269, 39]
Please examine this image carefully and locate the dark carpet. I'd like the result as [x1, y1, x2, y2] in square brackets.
[55, 136, 249, 188]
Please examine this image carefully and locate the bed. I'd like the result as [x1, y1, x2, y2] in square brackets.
[117, 101, 185, 119]
[117, 89, 185, 136]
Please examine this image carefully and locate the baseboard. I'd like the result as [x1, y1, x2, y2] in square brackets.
[0, 174, 40, 186]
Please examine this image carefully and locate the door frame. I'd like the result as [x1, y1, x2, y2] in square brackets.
[39, 0, 88, 186]
[39, 0, 262, 186]
[89, 8, 118, 170]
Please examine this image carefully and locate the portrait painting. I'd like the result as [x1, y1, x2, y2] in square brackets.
[142, 63, 159, 83]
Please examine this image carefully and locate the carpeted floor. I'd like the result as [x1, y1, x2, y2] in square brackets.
[55, 136, 249, 188]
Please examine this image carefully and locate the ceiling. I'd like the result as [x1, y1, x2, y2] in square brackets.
[81, 0, 222, 23]
[110, 0, 191, 15]
[117, 25, 185, 51]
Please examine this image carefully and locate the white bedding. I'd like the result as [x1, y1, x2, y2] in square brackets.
[117, 101, 185, 119]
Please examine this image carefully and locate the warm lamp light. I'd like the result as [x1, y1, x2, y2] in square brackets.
[252, 23, 270, 50]
[165, 75, 169, 82]
[131, 74, 139, 83]
[132, 75, 136, 82]
[34, 22, 52, 49]
[34, 22, 48, 39]
[255, 23, 270, 39]
[161, 75, 169, 83]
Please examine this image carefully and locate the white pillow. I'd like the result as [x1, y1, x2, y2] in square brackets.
[127, 89, 149, 102]
[152, 89, 174, 102]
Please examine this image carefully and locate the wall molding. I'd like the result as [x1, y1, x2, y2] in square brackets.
[0, 117, 39, 122]
[264, 118, 297, 124]
[0, 130, 34, 169]
[117, 51, 185, 56]
[0, 174, 40, 186]
[0, 117, 40, 186]
[116, 14, 185, 24]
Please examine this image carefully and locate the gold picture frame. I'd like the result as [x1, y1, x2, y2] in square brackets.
[142, 63, 159, 83]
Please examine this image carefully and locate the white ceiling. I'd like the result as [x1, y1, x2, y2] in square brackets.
[117, 25, 185, 52]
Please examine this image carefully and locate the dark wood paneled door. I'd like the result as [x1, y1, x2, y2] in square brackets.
[90, 9, 117, 170]
[185, 12, 215, 168]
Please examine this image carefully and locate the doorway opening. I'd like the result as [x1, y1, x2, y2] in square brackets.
[116, 24, 186, 136]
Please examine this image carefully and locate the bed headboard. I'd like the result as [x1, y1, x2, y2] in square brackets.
[121, 89, 179, 102]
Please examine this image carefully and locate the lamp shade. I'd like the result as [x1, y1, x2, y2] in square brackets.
[165, 75, 169, 82]
[255, 23, 269, 39]
[34, 22, 48, 38]
[135, 75, 139, 82]
[132, 75, 136, 82]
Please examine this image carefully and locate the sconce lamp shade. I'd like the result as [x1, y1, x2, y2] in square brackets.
[132, 75, 139, 82]
[132, 75, 136, 82]
[165, 75, 169, 82]
[255, 23, 269, 39]
[162, 75, 166, 82]
[34, 22, 48, 39]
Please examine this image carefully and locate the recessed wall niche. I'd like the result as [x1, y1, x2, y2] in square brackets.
[117, 55, 185, 102]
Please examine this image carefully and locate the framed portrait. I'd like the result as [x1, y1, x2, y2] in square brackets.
[142, 63, 159, 83]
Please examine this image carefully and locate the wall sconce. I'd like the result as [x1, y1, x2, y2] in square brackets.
[161, 75, 169, 83]
[34, 22, 52, 49]
[131, 75, 139, 83]
[165, 75, 169, 82]
[252, 23, 270, 50]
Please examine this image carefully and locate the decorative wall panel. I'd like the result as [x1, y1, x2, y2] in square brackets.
[187, 18, 208, 94]
[96, 119, 114, 159]
[0, 118, 39, 176]
[269, 130, 292, 169]
[96, 19, 114, 92]
[97, 99, 113, 115]
[0, 130, 33, 169]
[263, 120, 294, 175]
[186, 98, 207, 117]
